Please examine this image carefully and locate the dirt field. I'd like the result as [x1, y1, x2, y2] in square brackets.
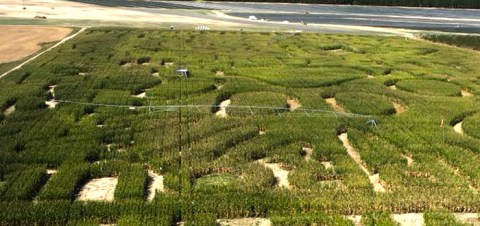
[0, 0, 240, 27]
[0, 26, 72, 63]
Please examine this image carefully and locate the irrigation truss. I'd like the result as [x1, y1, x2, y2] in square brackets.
[54, 100, 373, 118]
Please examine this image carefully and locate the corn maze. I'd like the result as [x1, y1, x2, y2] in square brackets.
[1, 28, 480, 225]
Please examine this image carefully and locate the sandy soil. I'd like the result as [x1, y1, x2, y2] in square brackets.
[134, 92, 146, 98]
[1, 27, 86, 79]
[461, 89, 474, 97]
[321, 161, 333, 169]
[4, 105, 15, 116]
[325, 98, 346, 113]
[302, 147, 313, 161]
[77, 177, 118, 201]
[392, 101, 406, 114]
[48, 85, 56, 97]
[46, 169, 58, 175]
[392, 213, 424, 226]
[286, 98, 301, 111]
[453, 121, 464, 135]
[258, 159, 290, 189]
[217, 218, 272, 226]
[338, 133, 386, 192]
[0, 0, 240, 27]
[0, 26, 71, 63]
[454, 213, 480, 226]
[164, 62, 174, 68]
[215, 99, 230, 118]
[402, 154, 414, 166]
[389, 85, 397, 90]
[345, 215, 363, 226]
[147, 170, 164, 202]
[216, 71, 225, 76]
[45, 100, 58, 109]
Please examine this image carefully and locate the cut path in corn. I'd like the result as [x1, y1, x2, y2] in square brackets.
[338, 133, 386, 193]
[77, 177, 118, 201]
[325, 98, 346, 113]
[3, 104, 15, 116]
[147, 170, 164, 202]
[258, 159, 291, 189]
[217, 218, 272, 226]
[453, 121, 464, 135]
[215, 99, 231, 118]
[461, 89, 474, 97]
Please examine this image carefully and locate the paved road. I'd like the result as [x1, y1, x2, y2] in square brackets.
[168, 1, 480, 33]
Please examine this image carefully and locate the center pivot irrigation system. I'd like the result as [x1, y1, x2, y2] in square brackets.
[54, 99, 374, 118]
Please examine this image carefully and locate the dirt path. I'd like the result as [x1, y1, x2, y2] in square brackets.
[1, 27, 87, 79]
[389, 85, 397, 90]
[321, 161, 334, 169]
[258, 159, 290, 189]
[45, 100, 58, 109]
[454, 213, 480, 226]
[392, 101, 406, 114]
[302, 147, 313, 161]
[134, 92, 146, 98]
[77, 177, 118, 201]
[217, 218, 271, 226]
[338, 133, 386, 193]
[392, 213, 424, 226]
[0, 26, 72, 64]
[453, 121, 464, 135]
[286, 98, 301, 111]
[402, 154, 414, 166]
[147, 170, 164, 202]
[215, 99, 231, 118]
[325, 98, 346, 113]
[461, 89, 474, 97]
[4, 105, 15, 116]
[345, 215, 363, 226]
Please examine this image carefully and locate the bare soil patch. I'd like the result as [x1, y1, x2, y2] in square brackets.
[461, 89, 474, 97]
[345, 215, 363, 226]
[389, 85, 397, 90]
[4, 104, 15, 116]
[325, 98, 346, 113]
[392, 100, 406, 114]
[301, 147, 313, 161]
[321, 161, 333, 169]
[134, 92, 146, 98]
[215, 99, 231, 118]
[45, 100, 58, 109]
[217, 218, 272, 226]
[402, 154, 414, 166]
[258, 159, 290, 189]
[338, 133, 386, 193]
[77, 177, 118, 201]
[0, 26, 71, 63]
[147, 170, 164, 202]
[391, 213, 424, 226]
[454, 213, 480, 226]
[216, 70, 225, 76]
[286, 98, 301, 111]
[453, 121, 464, 135]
